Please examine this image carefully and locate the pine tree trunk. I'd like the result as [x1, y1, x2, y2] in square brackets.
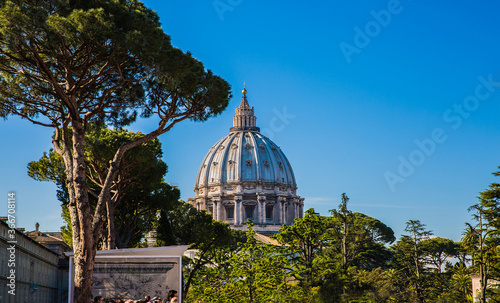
[73, 232, 96, 303]
[70, 122, 97, 303]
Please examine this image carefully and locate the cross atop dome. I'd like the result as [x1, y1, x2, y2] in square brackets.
[240, 87, 251, 108]
[230, 87, 260, 132]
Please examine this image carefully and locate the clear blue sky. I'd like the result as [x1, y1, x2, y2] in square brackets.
[1, 0, 500, 241]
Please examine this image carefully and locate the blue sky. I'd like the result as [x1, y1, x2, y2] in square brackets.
[1, 0, 500, 241]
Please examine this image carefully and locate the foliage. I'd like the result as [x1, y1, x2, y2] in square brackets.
[390, 220, 432, 303]
[275, 208, 332, 288]
[448, 264, 473, 302]
[421, 237, 459, 273]
[186, 246, 238, 303]
[155, 201, 245, 298]
[179, 186, 496, 303]
[274, 197, 396, 302]
[187, 221, 294, 303]
[348, 268, 401, 302]
[329, 210, 395, 272]
[325, 194, 395, 300]
[463, 166, 500, 303]
[229, 221, 291, 302]
[181, 168, 500, 303]
[28, 126, 180, 248]
[0, 0, 231, 300]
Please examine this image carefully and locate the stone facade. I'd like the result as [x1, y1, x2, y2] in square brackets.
[188, 89, 304, 234]
[66, 246, 187, 302]
[471, 274, 500, 302]
[0, 220, 68, 303]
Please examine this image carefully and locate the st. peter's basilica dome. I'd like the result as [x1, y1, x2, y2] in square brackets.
[188, 89, 304, 234]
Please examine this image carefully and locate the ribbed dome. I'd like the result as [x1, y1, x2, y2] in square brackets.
[189, 88, 303, 234]
[195, 131, 296, 189]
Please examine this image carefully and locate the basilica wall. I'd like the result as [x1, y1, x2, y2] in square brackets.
[0, 220, 66, 303]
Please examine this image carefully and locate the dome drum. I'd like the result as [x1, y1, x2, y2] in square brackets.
[191, 194, 304, 231]
[195, 181, 297, 197]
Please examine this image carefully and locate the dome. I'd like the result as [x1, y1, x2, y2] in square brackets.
[194, 131, 297, 189]
[188, 88, 304, 234]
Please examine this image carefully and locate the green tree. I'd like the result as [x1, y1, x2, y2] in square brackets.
[187, 222, 292, 303]
[329, 202, 395, 272]
[155, 201, 244, 299]
[448, 264, 473, 302]
[327, 194, 395, 301]
[477, 166, 500, 301]
[0, 0, 231, 300]
[275, 209, 331, 287]
[276, 208, 342, 302]
[276, 200, 395, 302]
[187, 246, 238, 303]
[113, 181, 179, 248]
[230, 221, 291, 303]
[417, 237, 461, 302]
[348, 212, 396, 269]
[421, 237, 459, 273]
[333, 193, 351, 282]
[465, 201, 500, 302]
[391, 220, 432, 303]
[349, 268, 402, 302]
[28, 127, 180, 249]
[83, 127, 170, 249]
